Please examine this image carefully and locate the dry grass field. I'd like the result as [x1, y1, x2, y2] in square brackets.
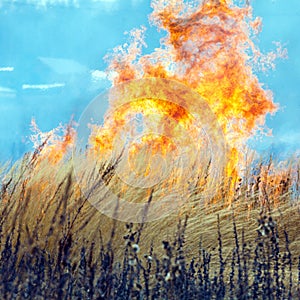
[0, 150, 299, 299]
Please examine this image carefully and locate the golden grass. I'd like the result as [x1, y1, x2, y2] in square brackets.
[1, 151, 299, 268]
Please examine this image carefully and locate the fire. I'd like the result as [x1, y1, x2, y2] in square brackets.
[101, 0, 285, 181]
[88, 98, 193, 156]
[30, 119, 75, 165]
[30, 0, 285, 206]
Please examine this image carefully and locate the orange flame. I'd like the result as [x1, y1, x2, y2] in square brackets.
[88, 98, 193, 156]
[30, 119, 75, 164]
[30, 0, 286, 201]
[100, 0, 285, 181]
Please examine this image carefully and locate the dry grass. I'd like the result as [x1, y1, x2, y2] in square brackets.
[0, 150, 299, 298]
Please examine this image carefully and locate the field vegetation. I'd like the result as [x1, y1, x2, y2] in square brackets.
[0, 150, 299, 299]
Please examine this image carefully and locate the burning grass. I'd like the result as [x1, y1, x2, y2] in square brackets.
[0, 1, 297, 298]
[0, 151, 299, 299]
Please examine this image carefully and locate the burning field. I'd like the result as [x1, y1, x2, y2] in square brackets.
[0, 0, 300, 298]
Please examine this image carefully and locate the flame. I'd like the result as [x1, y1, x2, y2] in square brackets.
[30, 119, 75, 164]
[30, 0, 285, 203]
[89, 98, 193, 156]
[100, 0, 284, 183]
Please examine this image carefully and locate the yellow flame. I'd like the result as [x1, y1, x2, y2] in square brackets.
[101, 0, 283, 184]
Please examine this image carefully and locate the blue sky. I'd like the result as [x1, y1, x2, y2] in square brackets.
[0, 0, 299, 162]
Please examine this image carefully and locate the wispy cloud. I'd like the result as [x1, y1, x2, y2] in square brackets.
[0, 67, 14, 72]
[8, 0, 120, 8]
[2, 0, 139, 9]
[22, 83, 65, 90]
[39, 57, 88, 74]
[90, 69, 119, 86]
[92, 0, 141, 4]
[91, 0, 118, 2]
[26, 0, 79, 8]
[0, 86, 16, 97]
[90, 70, 107, 82]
